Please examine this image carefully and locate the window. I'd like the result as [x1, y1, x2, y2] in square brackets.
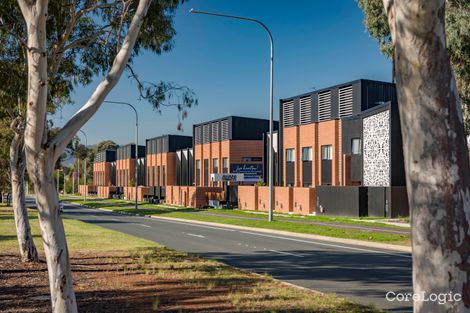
[203, 159, 209, 186]
[302, 147, 312, 161]
[157, 166, 160, 186]
[162, 166, 166, 186]
[222, 157, 229, 173]
[212, 158, 219, 173]
[195, 160, 201, 186]
[286, 149, 295, 162]
[351, 138, 361, 155]
[152, 166, 155, 186]
[321, 145, 332, 160]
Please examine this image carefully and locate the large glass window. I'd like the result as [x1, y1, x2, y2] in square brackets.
[222, 157, 229, 173]
[351, 138, 361, 155]
[302, 147, 312, 161]
[212, 158, 219, 172]
[195, 160, 201, 186]
[286, 149, 295, 162]
[321, 145, 332, 160]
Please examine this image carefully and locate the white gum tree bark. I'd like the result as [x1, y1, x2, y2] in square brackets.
[17, 0, 152, 311]
[10, 117, 39, 263]
[382, 0, 470, 311]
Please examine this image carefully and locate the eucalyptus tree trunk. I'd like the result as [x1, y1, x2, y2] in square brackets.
[10, 131, 39, 263]
[18, 0, 152, 312]
[382, 0, 470, 311]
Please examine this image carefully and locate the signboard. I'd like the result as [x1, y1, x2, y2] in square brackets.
[230, 163, 263, 182]
[211, 173, 244, 182]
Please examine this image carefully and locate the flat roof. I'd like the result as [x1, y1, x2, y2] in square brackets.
[280, 78, 395, 102]
[193, 115, 273, 127]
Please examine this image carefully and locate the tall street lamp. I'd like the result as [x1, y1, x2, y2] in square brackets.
[190, 9, 275, 221]
[104, 101, 139, 210]
[79, 129, 88, 202]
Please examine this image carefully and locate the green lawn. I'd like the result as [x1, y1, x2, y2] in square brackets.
[63, 197, 408, 228]
[63, 199, 410, 246]
[0, 206, 156, 253]
[1, 204, 383, 313]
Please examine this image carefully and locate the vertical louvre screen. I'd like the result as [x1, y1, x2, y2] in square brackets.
[300, 96, 311, 124]
[318, 91, 331, 121]
[339, 85, 353, 117]
[203, 124, 210, 143]
[211, 122, 219, 142]
[221, 119, 229, 140]
[195, 126, 202, 144]
[283, 100, 294, 127]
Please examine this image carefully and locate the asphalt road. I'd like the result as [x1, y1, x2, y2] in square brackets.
[60, 202, 412, 312]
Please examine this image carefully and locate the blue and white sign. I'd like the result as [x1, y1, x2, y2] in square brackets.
[230, 163, 263, 182]
[211, 173, 244, 182]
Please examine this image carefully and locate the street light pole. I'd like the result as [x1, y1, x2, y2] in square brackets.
[104, 101, 139, 210]
[190, 9, 275, 221]
[79, 130, 88, 202]
[56, 169, 60, 193]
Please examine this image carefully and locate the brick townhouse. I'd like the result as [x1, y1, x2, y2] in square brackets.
[115, 143, 146, 188]
[193, 116, 279, 188]
[145, 134, 193, 202]
[276, 79, 408, 217]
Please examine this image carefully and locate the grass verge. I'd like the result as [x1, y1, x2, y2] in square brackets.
[1, 204, 383, 312]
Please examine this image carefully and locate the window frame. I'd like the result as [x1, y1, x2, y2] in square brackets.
[286, 148, 295, 163]
[321, 145, 332, 160]
[351, 138, 362, 155]
[301, 147, 312, 162]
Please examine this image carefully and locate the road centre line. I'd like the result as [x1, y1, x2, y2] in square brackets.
[183, 232, 206, 239]
[269, 249, 304, 258]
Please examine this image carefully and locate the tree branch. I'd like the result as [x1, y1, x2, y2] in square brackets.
[50, 1, 119, 76]
[49, 0, 153, 162]
[0, 18, 28, 48]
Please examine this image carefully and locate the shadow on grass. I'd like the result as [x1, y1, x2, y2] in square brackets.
[0, 234, 42, 242]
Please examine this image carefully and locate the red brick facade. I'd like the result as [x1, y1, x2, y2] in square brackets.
[283, 119, 342, 187]
[93, 162, 113, 186]
[146, 152, 176, 187]
[116, 159, 137, 187]
[194, 140, 264, 187]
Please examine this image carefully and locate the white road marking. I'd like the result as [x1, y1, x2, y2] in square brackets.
[135, 223, 151, 228]
[269, 249, 304, 258]
[239, 231, 411, 259]
[110, 218, 119, 221]
[183, 232, 206, 239]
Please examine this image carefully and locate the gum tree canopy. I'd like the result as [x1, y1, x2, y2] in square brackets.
[0, 1, 196, 312]
[358, 0, 470, 130]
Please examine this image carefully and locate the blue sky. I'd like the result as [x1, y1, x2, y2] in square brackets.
[51, 0, 392, 146]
